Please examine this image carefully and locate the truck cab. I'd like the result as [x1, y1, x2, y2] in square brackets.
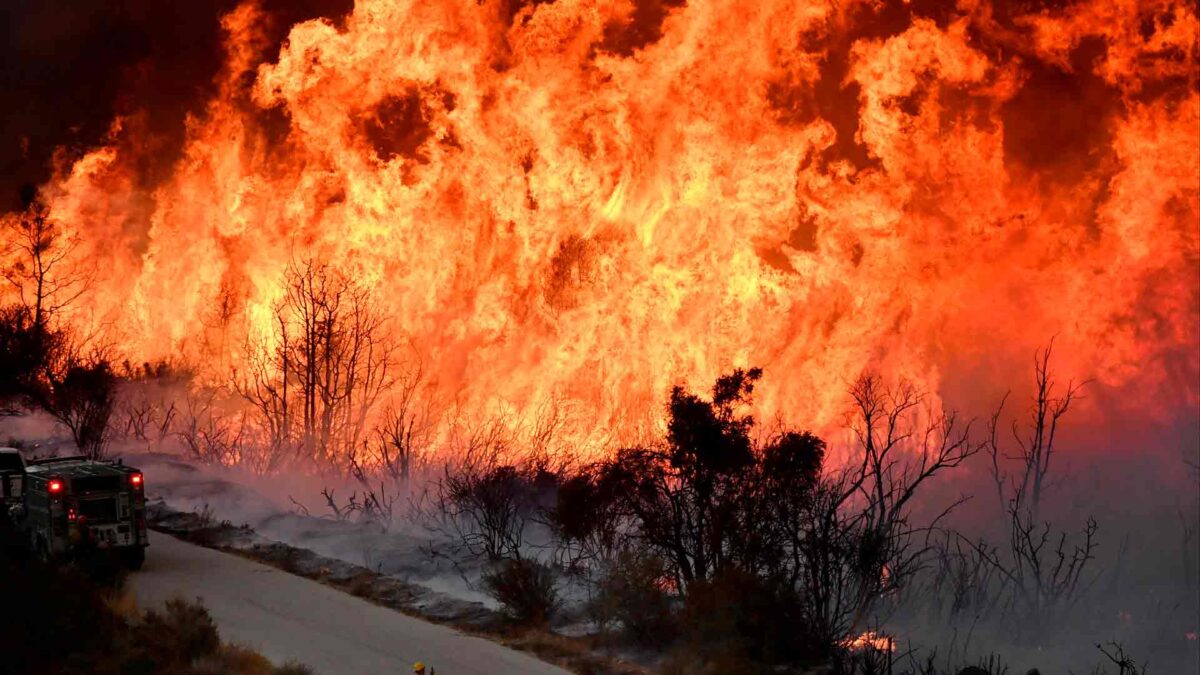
[17, 456, 148, 569]
[0, 447, 25, 549]
[0, 448, 25, 513]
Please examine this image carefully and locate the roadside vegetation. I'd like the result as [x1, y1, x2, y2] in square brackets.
[0, 539, 312, 675]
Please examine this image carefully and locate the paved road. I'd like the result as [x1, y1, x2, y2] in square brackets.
[128, 531, 570, 675]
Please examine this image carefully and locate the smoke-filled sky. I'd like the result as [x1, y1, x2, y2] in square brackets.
[2, 0, 1197, 448]
[0, 0, 354, 210]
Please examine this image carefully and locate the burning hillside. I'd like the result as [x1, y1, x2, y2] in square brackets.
[2, 0, 1198, 449]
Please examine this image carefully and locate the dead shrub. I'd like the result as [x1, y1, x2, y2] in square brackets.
[482, 557, 560, 626]
[587, 549, 676, 645]
[345, 571, 377, 598]
[547, 463, 631, 570]
[679, 567, 814, 666]
[43, 351, 118, 459]
[440, 463, 536, 561]
[133, 597, 222, 667]
[192, 644, 275, 675]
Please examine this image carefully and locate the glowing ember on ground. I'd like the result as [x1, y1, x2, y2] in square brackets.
[843, 631, 895, 652]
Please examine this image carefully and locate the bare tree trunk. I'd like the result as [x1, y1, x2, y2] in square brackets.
[236, 259, 397, 472]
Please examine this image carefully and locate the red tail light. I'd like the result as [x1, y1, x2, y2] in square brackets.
[67, 507, 77, 521]
[48, 478, 64, 494]
[130, 472, 143, 488]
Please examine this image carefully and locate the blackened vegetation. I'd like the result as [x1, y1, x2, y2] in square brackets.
[426, 356, 1155, 673]
[437, 366, 979, 668]
[0, 192, 119, 459]
[1, 296, 144, 461]
[235, 259, 399, 473]
[0, 304, 63, 413]
[431, 438, 565, 628]
[3, 186, 91, 330]
[41, 358, 118, 460]
[890, 346, 1108, 661]
[443, 463, 539, 562]
[971, 343, 1099, 639]
[483, 557, 561, 625]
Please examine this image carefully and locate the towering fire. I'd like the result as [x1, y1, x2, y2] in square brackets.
[5, 0, 1199, 447]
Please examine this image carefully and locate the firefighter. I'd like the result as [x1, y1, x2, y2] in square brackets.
[413, 662, 434, 674]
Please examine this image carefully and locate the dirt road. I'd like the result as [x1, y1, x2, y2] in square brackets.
[128, 531, 570, 675]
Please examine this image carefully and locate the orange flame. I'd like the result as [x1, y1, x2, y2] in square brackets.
[843, 630, 895, 653]
[6, 0, 1199, 450]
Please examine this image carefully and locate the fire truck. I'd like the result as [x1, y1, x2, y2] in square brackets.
[11, 456, 148, 569]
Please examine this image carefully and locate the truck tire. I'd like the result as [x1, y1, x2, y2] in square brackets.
[122, 546, 145, 570]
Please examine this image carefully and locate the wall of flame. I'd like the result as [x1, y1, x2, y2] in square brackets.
[6, 0, 1198, 445]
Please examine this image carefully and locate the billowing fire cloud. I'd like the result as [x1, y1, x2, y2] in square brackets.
[8, 0, 1200, 442]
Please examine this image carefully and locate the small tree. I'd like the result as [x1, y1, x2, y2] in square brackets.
[177, 386, 249, 468]
[441, 463, 534, 562]
[44, 351, 117, 459]
[600, 368, 763, 592]
[482, 558, 560, 625]
[976, 342, 1098, 639]
[0, 304, 65, 413]
[348, 363, 433, 484]
[595, 369, 978, 658]
[545, 462, 633, 569]
[112, 360, 188, 446]
[2, 186, 89, 332]
[814, 374, 979, 632]
[236, 259, 397, 471]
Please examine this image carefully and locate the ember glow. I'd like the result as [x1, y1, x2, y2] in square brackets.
[843, 630, 896, 653]
[6, 0, 1199, 446]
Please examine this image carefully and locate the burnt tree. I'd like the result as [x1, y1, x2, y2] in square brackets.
[976, 341, 1097, 639]
[2, 186, 89, 331]
[237, 260, 397, 471]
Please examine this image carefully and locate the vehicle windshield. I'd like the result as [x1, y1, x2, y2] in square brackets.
[0, 453, 24, 472]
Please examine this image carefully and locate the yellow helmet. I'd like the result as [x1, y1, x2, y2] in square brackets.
[413, 663, 425, 673]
